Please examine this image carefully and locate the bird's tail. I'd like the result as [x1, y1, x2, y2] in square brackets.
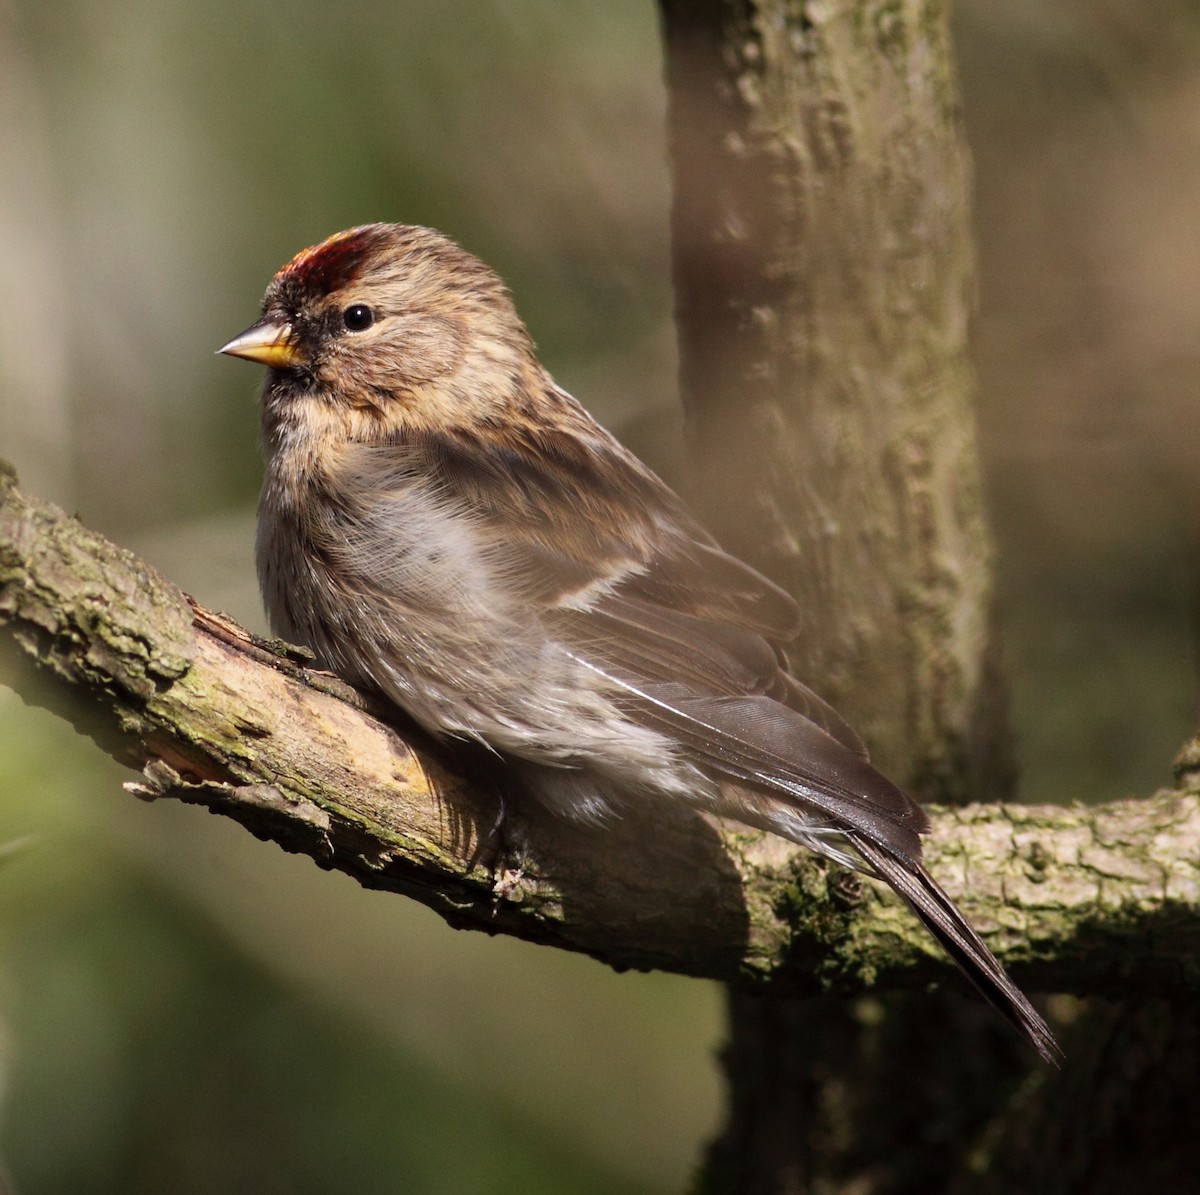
[849, 834, 1060, 1063]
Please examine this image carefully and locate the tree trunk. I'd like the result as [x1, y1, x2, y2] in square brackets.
[657, 1, 1039, 1189]
[659, 0, 1002, 794]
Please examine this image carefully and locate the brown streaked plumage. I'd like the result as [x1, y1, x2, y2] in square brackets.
[220, 222, 1058, 1061]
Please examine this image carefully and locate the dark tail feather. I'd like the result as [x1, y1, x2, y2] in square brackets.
[850, 835, 1061, 1064]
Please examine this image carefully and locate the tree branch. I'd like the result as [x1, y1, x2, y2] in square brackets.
[2, 463, 1197, 1000]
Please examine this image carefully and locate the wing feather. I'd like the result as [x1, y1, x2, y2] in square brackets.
[851, 837, 1060, 1063]
[338, 419, 1057, 1058]
[369, 426, 872, 764]
[568, 665, 925, 860]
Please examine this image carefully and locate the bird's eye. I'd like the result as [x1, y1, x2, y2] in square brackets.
[342, 304, 375, 332]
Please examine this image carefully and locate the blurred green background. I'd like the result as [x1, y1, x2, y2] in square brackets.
[1, 2, 1197, 1191]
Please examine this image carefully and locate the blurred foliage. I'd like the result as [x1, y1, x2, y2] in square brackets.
[0, 684, 717, 1194]
[0, 823, 663, 1195]
[956, 0, 1200, 804]
[2, 0, 1199, 1190]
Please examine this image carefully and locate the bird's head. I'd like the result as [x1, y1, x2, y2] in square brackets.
[220, 223, 536, 431]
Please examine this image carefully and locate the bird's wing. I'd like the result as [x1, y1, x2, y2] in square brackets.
[389, 422, 864, 738]
[354, 423, 927, 861]
[344, 422, 1058, 1061]
[552, 598, 928, 862]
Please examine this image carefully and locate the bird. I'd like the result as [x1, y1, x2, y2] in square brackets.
[219, 222, 1058, 1061]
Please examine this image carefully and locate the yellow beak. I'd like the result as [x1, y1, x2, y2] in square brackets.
[217, 320, 303, 369]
